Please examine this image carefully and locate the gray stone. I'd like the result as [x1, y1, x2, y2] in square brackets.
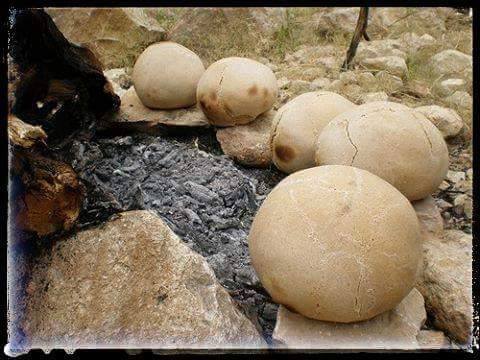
[431, 50, 472, 79]
[313, 7, 359, 34]
[371, 8, 447, 35]
[360, 91, 388, 104]
[338, 70, 359, 84]
[436, 78, 467, 97]
[168, 8, 287, 46]
[415, 105, 464, 139]
[436, 199, 453, 211]
[356, 72, 378, 87]
[412, 196, 444, 237]
[400, 32, 436, 53]
[216, 110, 275, 168]
[357, 39, 407, 61]
[375, 71, 403, 92]
[446, 170, 466, 185]
[284, 45, 338, 65]
[309, 78, 331, 91]
[453, 194, 472, 219]
[360, 56, 408, 78]
[371, 8, 409, 28]
[46, 8, 166, 69]
[277, 77, 291, 90]
[446, 91, 472, 112]
[405, 80, 431, 98]
[416, 230, 472, 344]
[289, 80, 311, 94]
[438, 180, 450, 191]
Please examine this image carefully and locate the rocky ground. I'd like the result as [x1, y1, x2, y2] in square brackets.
[12, 7, 473, 351]
[102, 7, 474, 236]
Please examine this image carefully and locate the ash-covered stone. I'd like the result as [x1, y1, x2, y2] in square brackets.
[64, 130, 285, 342]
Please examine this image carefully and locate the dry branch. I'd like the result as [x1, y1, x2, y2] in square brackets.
[341, 7, 370, 71]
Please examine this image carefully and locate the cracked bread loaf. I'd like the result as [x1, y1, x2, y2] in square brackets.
[315, 101, 449, 200]
[270, 91, 356, 174]
[196, 57, 278, 126]
[248, 165, 421, 323]
[132, 42, 205, 109]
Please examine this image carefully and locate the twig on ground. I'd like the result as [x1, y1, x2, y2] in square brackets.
[341, 7, 370, 71]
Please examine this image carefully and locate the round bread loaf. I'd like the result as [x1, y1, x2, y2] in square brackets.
[271, 91, 356, 173]
[315, 102, 449, 200]
[196, 57, 278, 126]
[132, 42, 205, 109]
[248, 165, 422, 323]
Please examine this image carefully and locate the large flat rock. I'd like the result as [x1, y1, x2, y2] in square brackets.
[272, 289, 426, 350]
[110, 87, 209, 129]
[21, 210, 266, 349]
[110, 86, 208, 129]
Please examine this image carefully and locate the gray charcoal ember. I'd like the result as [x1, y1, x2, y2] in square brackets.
[184, 181, 221, 204]
[146, 147, 169, 162]
[131, 144, 146, 155]
[142, 150, 157, 164]
[116, 136, 133, 146]
[112, 169, 131, 178]
[157, 150, 180, 167]
[208, 215, 238, 230]
[235, 267, 261, 287]
[222, 187, 247, 207]
[182, 208, 202, 224]
[70, 142, 104, 170]
[151, 200, 162, 207]
[124, 184, 145, 209]
[222, 279, 239, 291]
[245, 187, 259, 209]
[220, 206, 237, 218]
[121, 162, 141, 173]
[219, 233, 236, 244]
[169, 180, 187, 193]
[236, 296, 264, 334]
[262, 303, 279, 322]
[208, 253, 233, 280]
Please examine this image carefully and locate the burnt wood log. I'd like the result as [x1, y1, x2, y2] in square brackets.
[8, 116, 85, 237]
[9, 9, 120, 149]
[8, 9, 119, 237]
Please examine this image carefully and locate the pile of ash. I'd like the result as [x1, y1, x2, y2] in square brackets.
[63, 129, 285, 341]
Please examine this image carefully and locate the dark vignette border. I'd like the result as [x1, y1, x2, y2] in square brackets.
[1, 0, 478, 358]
